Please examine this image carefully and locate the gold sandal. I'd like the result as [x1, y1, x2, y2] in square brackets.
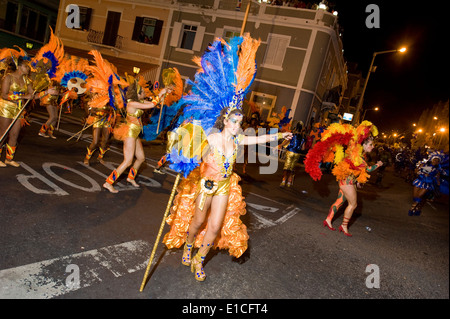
[191, 252, 206, 282]
[182, 240, 194, 266]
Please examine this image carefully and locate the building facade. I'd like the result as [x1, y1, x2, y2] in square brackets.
[54, 0, 347, 127]
[0, 0, 59, 51]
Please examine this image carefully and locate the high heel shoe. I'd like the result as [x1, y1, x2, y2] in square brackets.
[191, 253, 206, 282]
[338, 225, 352, 237]
[323, 220, 336, 231]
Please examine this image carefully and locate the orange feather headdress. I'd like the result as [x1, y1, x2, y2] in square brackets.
[31, 27, 64, 79]
[85, 50, 128, 111]
[304, 121, 378, 183]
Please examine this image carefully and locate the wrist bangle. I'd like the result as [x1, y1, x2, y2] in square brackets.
[277, 132, 284, 139]
[151, 95, 160, 104]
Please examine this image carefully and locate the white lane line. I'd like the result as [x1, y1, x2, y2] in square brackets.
[30, 118, 172, 171]
[0, 240, 152, 299]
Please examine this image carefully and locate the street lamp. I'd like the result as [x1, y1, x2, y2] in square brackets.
[361, 106, 379, 121]
[353, 47, 407, 124]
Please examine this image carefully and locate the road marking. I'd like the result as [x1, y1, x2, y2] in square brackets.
[0, 240, 152, 299]
[246, 202, 279, 213]
[248, 205, 300, 230]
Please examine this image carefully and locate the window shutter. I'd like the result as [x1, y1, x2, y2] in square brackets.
[170, 22, 182, 47]
[132, 17, 144, 41]
[192, 25, 205, 52]
[214, 27, 224, 39]
[82, 8, 92, 30]
[152, 20, 164, 44]
[264, 35, 289, 68]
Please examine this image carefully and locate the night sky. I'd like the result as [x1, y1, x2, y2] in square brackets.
[333, 0, 448, 133]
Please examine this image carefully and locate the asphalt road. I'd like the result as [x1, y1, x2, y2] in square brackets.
[0, 108, 448, 308]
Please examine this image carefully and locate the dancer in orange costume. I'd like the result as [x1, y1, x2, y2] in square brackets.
[161, 35, 292, 281]
[31, 27, 65, 140]
[38, 79, 60, 139]
[305, 121, 383, 236]
[103, 80, 171, 193]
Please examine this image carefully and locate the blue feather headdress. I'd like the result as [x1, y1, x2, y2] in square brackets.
[173, 34, 260, 135]
[166, 34, 260, 177]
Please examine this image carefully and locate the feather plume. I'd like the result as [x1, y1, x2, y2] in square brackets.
[305, 121, 379, 182]
[31, 27, 64, 78]
[173, 35, 260, 135]
[85, 50, 128, 110]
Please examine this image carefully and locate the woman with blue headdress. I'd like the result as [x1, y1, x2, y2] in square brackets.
[408, 150, 448, 216]
[161, 34, 292, 282]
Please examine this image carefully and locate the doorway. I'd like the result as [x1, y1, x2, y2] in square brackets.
[103, 11, 121, 47]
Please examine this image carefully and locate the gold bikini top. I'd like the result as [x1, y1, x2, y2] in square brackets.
[205, 134, 244, 178]
[9, 75, 31, 94]
[126, 108, 144, 118]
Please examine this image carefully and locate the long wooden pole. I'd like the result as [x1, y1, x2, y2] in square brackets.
[139, 173, 181, 292]
[156, 96, 166, 135]
[66, 116, 106, 141]
[0, 91, 36, 145]
[240, 1, 251, 36]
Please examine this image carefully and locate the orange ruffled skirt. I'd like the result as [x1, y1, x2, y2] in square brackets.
[162, 168, 249, 258]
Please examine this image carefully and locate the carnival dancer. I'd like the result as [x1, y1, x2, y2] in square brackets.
[408, 151, 446, 216]
[279, 121, 305, 187]
[54, 54, 89, 130]
[103, 80, 171, 193]
[140, 67, 184, 174]
[31, 27, 65, 139]
[82, 50, 126, 165]
[161, 34, 292, 282]
[0, 56, 35, 167]
[38, 79, 61, 139]
[304, 121, 383, 236]
[83, 96, 114, 165]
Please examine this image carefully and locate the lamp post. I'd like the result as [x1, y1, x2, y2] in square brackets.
[353, 47, 407, 125]
[362, 106, 379, 121]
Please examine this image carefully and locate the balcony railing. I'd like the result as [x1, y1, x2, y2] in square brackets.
[87, 29, 123, 50]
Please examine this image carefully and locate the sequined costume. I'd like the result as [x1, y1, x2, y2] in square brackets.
[0, 75, 31, 119]
[0, 74, 31, 163]
[157, 34, 260, 282]
[113, 107, 144, 140]
[163, 134, 248, 258]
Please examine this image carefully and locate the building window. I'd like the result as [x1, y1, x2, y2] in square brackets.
[262, 34, 290, 70]
[67, 6, 92, 31]
[3, 1, 18, 32]
[132, 17, 163, 45]
[19, 6, 38, 38]
[180, 24, 197, 50]
[170, 22, 205, 52]
[223, 30, 240, 42]
[249, 92, 277, 122]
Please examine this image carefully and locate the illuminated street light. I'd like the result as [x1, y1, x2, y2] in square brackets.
[353, 47, 407, 124]
[361, 106, 379, 121]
